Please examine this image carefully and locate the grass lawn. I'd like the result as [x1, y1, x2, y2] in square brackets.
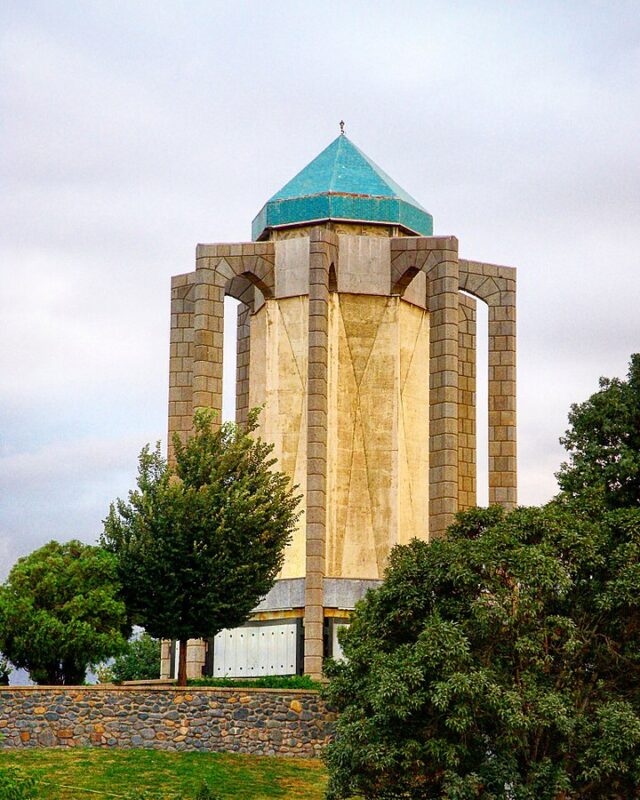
[0, 748, 328, 799]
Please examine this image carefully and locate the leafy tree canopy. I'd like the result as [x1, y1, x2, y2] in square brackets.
[325, 353, 640, 799]
[102, 408, 301, 684]
[0, 540, 128, 685]
[324, 500, 640, 799]
[558, 353, 640, 509]
[112, 632, 160, 683]
[95, 632, 161, 684]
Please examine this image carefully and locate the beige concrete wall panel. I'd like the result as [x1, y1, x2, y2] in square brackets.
[328, 294, 399, 579]
[275, 237, 310, 298]
[337, 235, 390, 296]
[249, 299, 308, 580]
[248, 307, 268, 411]
[398, 302, 430, 544]
[401, 268, 428, 309]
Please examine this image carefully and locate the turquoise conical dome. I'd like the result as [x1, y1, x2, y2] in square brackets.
[252, 135, 433, 241]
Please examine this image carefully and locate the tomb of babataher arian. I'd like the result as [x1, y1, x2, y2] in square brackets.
[161, 132, 517, 680]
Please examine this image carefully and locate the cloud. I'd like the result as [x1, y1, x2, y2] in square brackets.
[1, 0, 639, 578]
[0, 434, 150, 579]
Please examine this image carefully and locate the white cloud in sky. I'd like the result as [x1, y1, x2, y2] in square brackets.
[1, 0, 639, 577]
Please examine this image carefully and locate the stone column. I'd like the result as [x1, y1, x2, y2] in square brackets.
[458, 293, 477, 510]
[304, 229, 338, 678]
[488, 277, 517, 507]
[168, 273, 196, 460]
[186, 254, 227, 678]
[458, 259, 517, 509]
[390, 236, 461, 537]
[236, 302, 251, 426]
[426, 241, 460, 538]
[168, 244, 277, 681]
[191, 260, 225, 425]
[186, 638, 207, 680]
[160, 640, 172, 680]
[167, 273, 199, 680]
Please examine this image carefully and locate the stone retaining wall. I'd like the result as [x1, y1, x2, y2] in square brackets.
[0, 686, 335, 758]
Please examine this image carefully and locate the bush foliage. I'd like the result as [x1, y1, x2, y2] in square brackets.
[324, 501, 640, 799]
[188, 674, 321, 690]
[0, 540, 128, 685]
[112, 633, 161, 683]
[0, 767, 37, 800]
[324, 355, 640, 799]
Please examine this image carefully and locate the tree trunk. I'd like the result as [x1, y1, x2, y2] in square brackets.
[177, 639, 188, 686]
[62, 658, 85, 685]
[40, 663, 63, 685]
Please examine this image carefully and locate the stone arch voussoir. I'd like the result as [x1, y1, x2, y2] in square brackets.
[390, 247, 450, 296]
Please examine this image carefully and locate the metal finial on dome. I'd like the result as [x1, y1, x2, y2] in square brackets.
[339, 120, 345, 135]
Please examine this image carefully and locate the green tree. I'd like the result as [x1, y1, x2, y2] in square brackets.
[558, 353, 640, 509]
[102, 408, 301, 686]
[0, 541, 128, 685]
[324, 501, 640, 799]
[111, 633, 161, 682]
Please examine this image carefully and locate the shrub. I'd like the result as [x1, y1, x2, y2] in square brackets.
[188, 674, 321, 690]
[0, 767, 37, 800]
[194, 784, 222, 800]
[111, 633, 161, 682]
[324, 503, 640, 799]
[94, 662, 115, 683]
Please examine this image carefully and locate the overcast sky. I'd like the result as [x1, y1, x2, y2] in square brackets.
[1, 1, 639, 578]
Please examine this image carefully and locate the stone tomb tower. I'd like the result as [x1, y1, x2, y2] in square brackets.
[161, 134, 517, 680]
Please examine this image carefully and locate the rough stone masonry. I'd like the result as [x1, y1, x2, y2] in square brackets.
[0, 686, 335, 758]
